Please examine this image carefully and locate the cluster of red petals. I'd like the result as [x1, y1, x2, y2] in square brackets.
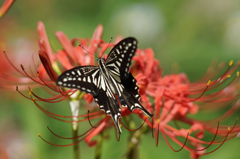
[131, 49, 240, 157]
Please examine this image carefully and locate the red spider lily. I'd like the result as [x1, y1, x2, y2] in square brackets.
[131, 49, 240, 158]
[0, 0, 15, 18]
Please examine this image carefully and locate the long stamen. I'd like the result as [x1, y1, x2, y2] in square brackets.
[202, 127, 230, 155]
[161, 128, 190, 152]
[210, 60, 233, 85]
[210, 117, 238, 143]
[3, 50, 26, 76]
[196, 74, 238, 102]
[87, 110, 101, 128]
[46, 118, 107, 139]
[189, 121, 220, 151]
[151, 118, 160, 146]
[37, 72, 60, 92]
[16, 86, 38, 100]
[31, 98, 102, 123]
[119, 116, 147, 131]
[20, 64, 45, 85]
[156, 120, 160, 146]
[29, 88, 76, 103]
[38, 133, 85, 147]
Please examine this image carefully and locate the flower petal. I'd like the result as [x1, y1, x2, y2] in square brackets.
[0, 0, 14, 17]
[56, 31, 78, 63]
[85, 118, 109, 147]
[37, 21, 54, 63]
[88, 25, 104, 65]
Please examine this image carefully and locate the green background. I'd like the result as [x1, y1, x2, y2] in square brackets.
[0, 0, 240, 158]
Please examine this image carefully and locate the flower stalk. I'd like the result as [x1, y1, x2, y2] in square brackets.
[125, 119, 149, 159]
[70, 99, 80, 159]
[95, 131, 103, 159]
[73, 126, 80, 159]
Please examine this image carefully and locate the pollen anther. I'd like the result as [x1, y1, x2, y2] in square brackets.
[20, 64, 24, 70]
[207, 80, 211, 86]
[29, 90, 32, 96]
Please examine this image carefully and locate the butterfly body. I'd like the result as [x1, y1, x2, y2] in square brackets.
[57, 37, 153, 134]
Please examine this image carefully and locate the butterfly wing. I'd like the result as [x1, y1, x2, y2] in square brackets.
[56, 66, 100, 96]
[94, 88, 122, 134]
[105, 37, 138, 82]
[121, 73, 153, 118]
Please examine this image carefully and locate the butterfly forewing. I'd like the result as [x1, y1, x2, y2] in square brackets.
[106, 37, 138, 81]
[57, 66, 100, 96]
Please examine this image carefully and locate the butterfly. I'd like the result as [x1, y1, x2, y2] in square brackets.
[56, 37, 153, 134]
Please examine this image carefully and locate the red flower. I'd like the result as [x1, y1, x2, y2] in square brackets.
[131, 49, 240, 158]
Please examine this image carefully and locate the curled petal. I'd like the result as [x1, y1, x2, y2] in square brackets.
[39, 51, 58, 81]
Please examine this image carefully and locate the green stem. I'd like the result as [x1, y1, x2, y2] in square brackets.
[125, 117, 150, 159]
[95, 132, 103, 159]
[126, 137, 139, 159]
[73, 126, 79, 159]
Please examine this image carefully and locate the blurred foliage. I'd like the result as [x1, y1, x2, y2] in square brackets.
[0, 0, 240, 159]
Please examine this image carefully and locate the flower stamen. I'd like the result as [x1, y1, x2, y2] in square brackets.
[119, 116, 147, 131]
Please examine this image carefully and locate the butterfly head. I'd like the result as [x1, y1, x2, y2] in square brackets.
[97, 58, 105, 64]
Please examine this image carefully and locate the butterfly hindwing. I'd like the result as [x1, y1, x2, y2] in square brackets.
[121, 73, 140, 101]
[106, 37, 138, 82]
[56, 66, 100, 96]
[94, 89, 122, 133]
[120, 73, 153, 117]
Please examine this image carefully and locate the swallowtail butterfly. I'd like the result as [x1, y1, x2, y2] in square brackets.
[56, 37, 153, 134]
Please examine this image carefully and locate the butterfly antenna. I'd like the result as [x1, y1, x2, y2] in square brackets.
[101, 37, 113, 58]
[79, 45, 98, 59]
